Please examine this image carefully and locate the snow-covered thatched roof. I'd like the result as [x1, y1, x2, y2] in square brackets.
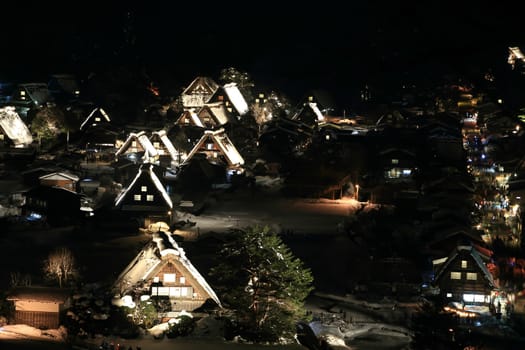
[114, 163, 172, 208]
[80, 107, 111, 130]
[150, 129, 180, 162]
[223, 83, 249, 116]
[0, 106, 33, 147]
[199, 102, 230, 125]
[113, 230, 221, 307]
[115, 131, 158, 160]
[182, 76, 220, 97]
[184, 128, 244, 168]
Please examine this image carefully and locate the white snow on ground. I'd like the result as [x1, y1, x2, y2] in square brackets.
[0, 324, 67, 341]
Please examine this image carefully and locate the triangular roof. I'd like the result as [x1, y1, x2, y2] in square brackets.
[0, 106, 33, 146]
[115, 131, 158, 161]
[150, 129, 181, 162]
[113, 230, 221, 308]
[115, 163, 173, 209]
[80, 107, 111, 130]
[18, 83, 51, 105]
[291, 102, 325, 124]
[433, 244, 497, 289]
[222, 83, 249, 116]
[39, 171, 79, 182]
[184, 128, 244, 168]
[176, 110, 204, 128]
[198, 103, 230, 126]
[182, 76, 219, 98]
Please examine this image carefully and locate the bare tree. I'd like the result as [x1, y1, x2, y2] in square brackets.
[10, 272, 32, 287]
[43, 247, 77, 287]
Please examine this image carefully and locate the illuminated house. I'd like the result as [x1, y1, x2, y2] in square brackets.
[377, 148, 417, 182]
[196, 103, 230, 128]
[183, 128, 244, 174]
[432, 244, 498, 306]
[7, 287, 71, 329]
[113, 230, 221, 315]
[115, 131, 158, 163]
[291, 102, 325, 126]
[149, 129, 186, 168]
[79, 107, 111, 131]
[114, 163, 173, 226]
[175, 109, 203, 127]
[508, 46, 525, 70]
[12, 83, 52, 107]
[0, 106, 33, 148]
[181, 76, 220, 110]
[208, 82, 250, 118]
[39, 172, 79, 191]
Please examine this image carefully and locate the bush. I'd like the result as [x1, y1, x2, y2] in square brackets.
[166, 315, 195, 338]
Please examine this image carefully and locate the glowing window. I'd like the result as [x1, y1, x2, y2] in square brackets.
[164, 273, 176, 283]
[450, 272, 461, 280]
[461, 260, 467, 268]
[391, 159, 399, 164]
[146, 195, 154, 201]
[20, 91, 26, 96]
[259, 93, 264, 98]
[95, 117, 101, 122]
[180, 276, 185, 284]
[153, 276, 159, 283]
[255, 98, 260, 103]
[141, 186, 147, 192]
[308, 96, 313, 102]
[466, 273, 477, 280]
[225, 101, 230, 106]
[133, 194, 141, 201]
[132, 141, 137, 147]
[446, 293, 452, 298]
[206, 143, 214, 150]
[153, 142, 160, 148]
[218, 95, 224, 101]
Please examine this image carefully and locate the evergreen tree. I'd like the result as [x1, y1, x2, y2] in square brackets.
[210, 225, 314, 342]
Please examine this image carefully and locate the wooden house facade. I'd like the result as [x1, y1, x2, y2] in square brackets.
[7, 287, 71, 329]
[113, 231, 221, 316]
[181, 77, 219, 110]
[149, 130, 185, 168]
[39, 172, 79, 191]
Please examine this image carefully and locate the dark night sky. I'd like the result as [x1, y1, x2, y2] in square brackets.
[2, 2, 523, 106]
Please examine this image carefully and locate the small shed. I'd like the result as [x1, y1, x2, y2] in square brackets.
[7, 287, 71, 329]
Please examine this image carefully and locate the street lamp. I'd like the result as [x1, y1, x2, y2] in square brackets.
[355, 184, 360, 201]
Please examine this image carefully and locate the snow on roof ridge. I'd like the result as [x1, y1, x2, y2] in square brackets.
[0, 106, 33, 146]
[223, 83, 249, 116]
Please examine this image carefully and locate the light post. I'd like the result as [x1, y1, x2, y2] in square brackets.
[355, 184, 360, 201]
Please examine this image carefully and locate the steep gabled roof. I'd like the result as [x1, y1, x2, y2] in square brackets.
[113, 230, 221, 307]
[115, 131, 158, 160]
[182, 77, 219, 97]
[291, 102, 324, 124]
[433, 244, 497, 289]
[176, 110, 204, 127]
[0, 106, 33, 146]
[184, 128, 244, 168]
[114, 163, 172, 208]
[223, 83, 249, 116]
[150, 130, 180, 162]
[199, 102, 230, 125]
[80, 107, 111, 130]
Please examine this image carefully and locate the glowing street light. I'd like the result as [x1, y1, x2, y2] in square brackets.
[355, 184, 360, 201]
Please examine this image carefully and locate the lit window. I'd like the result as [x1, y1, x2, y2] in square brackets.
[95, 117, 101, 122]
[206, 143, 214, 150]
[308, 96, 313, 102]
[146, 195, 154, 201]
[164, 273, 176, 283]
[461, 260, 467, 269]
[450, 272, 461, 280]
[391, 159, 399, 164]
[184, 118, 190, 124]
[466, 273, 477, 280]
[133, 194, 141, 201]
[227, 108, 233, 112]
[20, 90, 26, 96]
[153, 142, 160, 148]
[132, 141, 137, 147]
[259, 93, 264, 98]
[225, 101, 230, 106]
[180, 276, 185, 284]
[141, 186, 147, 192]
[446, 293, 452, 298]
[153, 276, 160, 283]
[218, 95, 224, 101]
[255, 98, 260, 103]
